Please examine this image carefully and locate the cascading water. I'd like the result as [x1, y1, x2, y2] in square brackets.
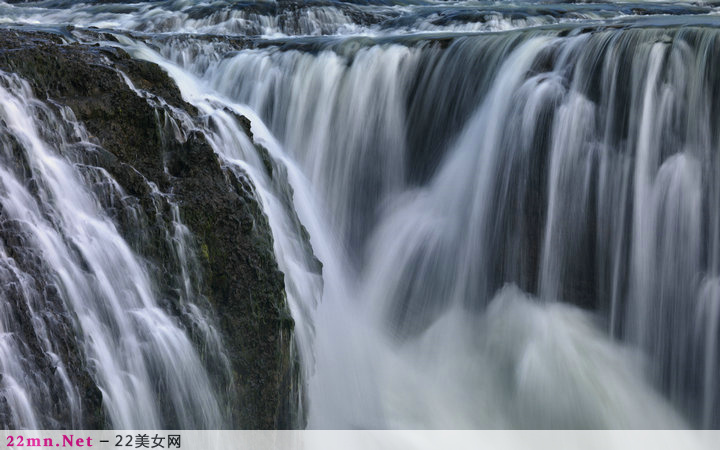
[2, 0, 720, 431]
[0, 70, 228, 429]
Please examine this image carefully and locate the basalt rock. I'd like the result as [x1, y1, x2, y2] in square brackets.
[0, 29, 296, 429]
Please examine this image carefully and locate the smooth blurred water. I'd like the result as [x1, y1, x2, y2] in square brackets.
[0, 71, 227, 428]
[3, 0, 720, 430]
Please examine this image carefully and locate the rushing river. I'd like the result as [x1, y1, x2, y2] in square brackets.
[2, 0, 720, 429]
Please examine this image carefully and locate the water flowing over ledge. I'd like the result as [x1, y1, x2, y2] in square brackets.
[0, 30, 295, 429]
[1, 0, 720, 430]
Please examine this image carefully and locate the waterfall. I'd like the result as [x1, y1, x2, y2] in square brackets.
[2, 0, 720, 430]
[0, 71, 227, 428]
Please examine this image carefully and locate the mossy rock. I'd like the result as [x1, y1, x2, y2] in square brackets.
[0, 29, 297, 429]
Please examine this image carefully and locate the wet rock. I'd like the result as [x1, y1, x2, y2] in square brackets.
[0, 29, 295, 429]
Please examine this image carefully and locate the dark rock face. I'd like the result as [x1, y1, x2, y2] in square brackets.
[0, 29, 296, 429]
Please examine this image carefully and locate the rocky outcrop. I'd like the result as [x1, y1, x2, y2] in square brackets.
[0, 28, 296, 428]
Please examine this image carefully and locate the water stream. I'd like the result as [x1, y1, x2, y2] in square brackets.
[2, 0, 720, 430]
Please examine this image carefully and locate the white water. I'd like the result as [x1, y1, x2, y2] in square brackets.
[3, 0, 720, 430]
[110, 29, 691, 428]
[0, 72, 224, 428]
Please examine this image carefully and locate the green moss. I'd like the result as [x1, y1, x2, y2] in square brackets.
[200, 241, 210, 261]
